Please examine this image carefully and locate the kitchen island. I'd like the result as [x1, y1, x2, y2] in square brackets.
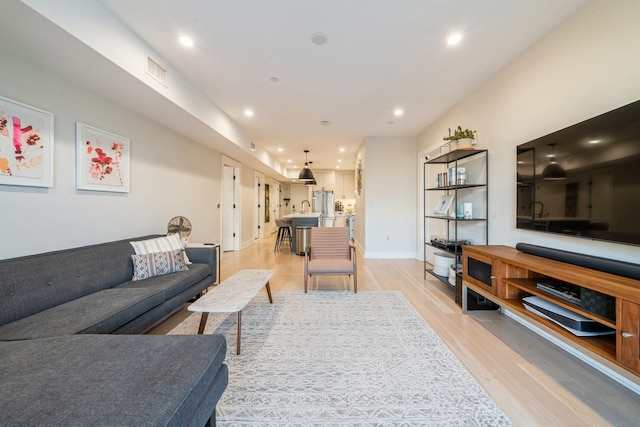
[283, 213, 321, 254]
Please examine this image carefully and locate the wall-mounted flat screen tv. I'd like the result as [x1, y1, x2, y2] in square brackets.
[516, 99, 640, 246]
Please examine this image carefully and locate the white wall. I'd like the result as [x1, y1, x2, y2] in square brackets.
[0, 45, 222, 259]
[362, 136, 417, 258]
[417, 0, 640, 264]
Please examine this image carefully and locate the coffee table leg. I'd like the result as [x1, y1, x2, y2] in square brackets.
[265, 281, 273, 303]
[198, 312, 209, 334]
[237, 310, 242, 355]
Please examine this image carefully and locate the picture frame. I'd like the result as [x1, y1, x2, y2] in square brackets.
[0, 96, 54, 188]
[76, 122, 130, 192]
[434, 194, 454, 216]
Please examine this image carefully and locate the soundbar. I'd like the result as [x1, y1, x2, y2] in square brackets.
[516, 243, 640, 280]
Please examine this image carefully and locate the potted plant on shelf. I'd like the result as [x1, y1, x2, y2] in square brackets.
[443, 126, 477, 150]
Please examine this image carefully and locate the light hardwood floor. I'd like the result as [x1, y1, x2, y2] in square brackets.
[150, 234, 640, 426]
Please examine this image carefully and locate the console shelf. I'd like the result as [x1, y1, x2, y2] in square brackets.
[503, 278, 617, 329]
[423, 149, 488, 306]
[462, 245, 640, 376]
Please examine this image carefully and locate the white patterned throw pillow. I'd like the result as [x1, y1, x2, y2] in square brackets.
[131, 250, 188, 281]
[130, 234, 191, 264]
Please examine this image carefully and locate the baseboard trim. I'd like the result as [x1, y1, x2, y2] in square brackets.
[363, 250, 417, 259]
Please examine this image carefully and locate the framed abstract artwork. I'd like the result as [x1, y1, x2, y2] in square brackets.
[76, 123, 130, 192]
[0, 96, 54, 188]
[433, 194, 454, 216]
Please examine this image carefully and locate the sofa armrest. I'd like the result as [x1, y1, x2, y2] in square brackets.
[185, 246, 218, 283]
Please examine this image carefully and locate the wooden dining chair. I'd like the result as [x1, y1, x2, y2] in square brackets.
[304, 227, 357, 293]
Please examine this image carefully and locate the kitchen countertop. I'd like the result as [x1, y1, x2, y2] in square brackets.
[283, 213, 322, 218]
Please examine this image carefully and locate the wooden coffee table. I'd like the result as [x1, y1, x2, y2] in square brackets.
[188, 269, 273, 355]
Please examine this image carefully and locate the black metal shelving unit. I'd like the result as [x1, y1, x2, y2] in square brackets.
[424, 149, 488, 304]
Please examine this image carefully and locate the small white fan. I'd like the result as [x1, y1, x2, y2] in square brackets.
[167, 216, 192, 238]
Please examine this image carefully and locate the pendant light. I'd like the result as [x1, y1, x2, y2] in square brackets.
[305, 161, 317, 186]
[298, 150, 315, 181]
[542, 143, 566, 180]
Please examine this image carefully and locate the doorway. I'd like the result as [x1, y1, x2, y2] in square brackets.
[221, 156, 240, 252]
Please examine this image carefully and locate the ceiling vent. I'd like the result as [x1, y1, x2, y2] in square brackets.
[146, 56, 167, 87]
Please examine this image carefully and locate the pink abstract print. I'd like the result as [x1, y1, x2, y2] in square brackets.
[86, 141, 124, 186]
[0, 110, 45, 179]
[77, 122, 129, 192]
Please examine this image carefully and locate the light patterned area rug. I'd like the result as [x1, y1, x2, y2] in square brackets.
[169, 291, 512, 426]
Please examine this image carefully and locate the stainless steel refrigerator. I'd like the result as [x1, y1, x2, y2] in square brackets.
[313, 190, 335, 227]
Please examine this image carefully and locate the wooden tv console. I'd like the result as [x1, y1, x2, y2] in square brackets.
[461, 245, 640, 376]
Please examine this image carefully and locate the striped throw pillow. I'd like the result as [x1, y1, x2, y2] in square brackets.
[131, 250, 188, 281]
[130, 234, 191, 264]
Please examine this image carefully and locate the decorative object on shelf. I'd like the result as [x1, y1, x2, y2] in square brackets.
[76, 123, 130, 192]
[463, 202, 473, 219]
[298, 150, 315, 182]
[443, 126, 477, 150]
[434, 195, 454, 215]
[448, 166, 467, 185]
[0, 95, 54, 188]
[542, 143, 566, 180]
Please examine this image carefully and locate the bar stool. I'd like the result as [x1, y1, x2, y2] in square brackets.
[274, 218, 292, 251]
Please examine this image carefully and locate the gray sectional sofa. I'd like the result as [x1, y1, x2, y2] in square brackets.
[0, 235, 228, 426]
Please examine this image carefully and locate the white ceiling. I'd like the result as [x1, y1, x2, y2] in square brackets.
[5, 0, 588, 176]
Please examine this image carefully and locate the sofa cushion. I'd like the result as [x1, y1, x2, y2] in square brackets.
[0, 334, 228, 427]
[0, 288, 165, 340]
[0, 235, 161, 327]
[130, 234, 191, 264]
[307, 258, 355, 274]
[117, 263, 210, 300]
[132, 249, 189, 281]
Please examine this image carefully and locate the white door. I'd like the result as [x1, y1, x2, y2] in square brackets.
[254, 172, 265, 239]
[221, 156, 241, 252]
[222, 165, 235, 251]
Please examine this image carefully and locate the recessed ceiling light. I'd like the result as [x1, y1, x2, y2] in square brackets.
[277, 147, 283, 152]
[339, 148, 345, 152]
[244, 109, 254, 117]
[394, 109, 403, 117]
[336, 165, 341, 169]
[311, 32, 327, 45]
[179, 35, 194, 47]
[287, 159, 292, 163]
[589, 139, 601, 144]
[447, 33, 462, 45]
[337, 159, 342, 163]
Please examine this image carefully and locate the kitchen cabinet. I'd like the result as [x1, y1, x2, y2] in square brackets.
[424, 149, 488, 304]
[310, 171, 335, 193]
[334, 171, 355, 199]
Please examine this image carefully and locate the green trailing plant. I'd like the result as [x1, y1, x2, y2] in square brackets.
[443, 126, 476, 141]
